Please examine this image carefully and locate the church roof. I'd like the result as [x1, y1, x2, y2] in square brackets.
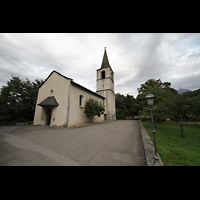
[71, 81, 105, 99]
[40, 70, 105, 100]
[40, 70, 72, 88]
[38, 96, 59, 107]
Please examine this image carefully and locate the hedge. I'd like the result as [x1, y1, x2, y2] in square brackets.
[116, 115, 126, 120]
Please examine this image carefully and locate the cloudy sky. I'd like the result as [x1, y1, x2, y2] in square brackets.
[0, 33, 200, 98]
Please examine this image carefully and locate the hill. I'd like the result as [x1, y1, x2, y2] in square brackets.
[182, 88, 200, 97]
[177, 87, 190, 94]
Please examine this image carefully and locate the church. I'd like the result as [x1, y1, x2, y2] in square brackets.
[33, 48, 116, 127]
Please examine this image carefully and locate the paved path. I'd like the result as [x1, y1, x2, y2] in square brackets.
[0, 120, 146, 166]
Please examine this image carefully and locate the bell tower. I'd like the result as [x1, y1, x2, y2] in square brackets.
[96, 48, 116, 121]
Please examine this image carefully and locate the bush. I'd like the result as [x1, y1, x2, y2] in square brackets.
[116, 115, 126, 120]
[84, 97, 105, 122]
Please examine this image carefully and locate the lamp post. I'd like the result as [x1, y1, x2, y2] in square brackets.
[145, 92, 161, 166]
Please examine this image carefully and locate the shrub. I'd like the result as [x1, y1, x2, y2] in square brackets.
[116, 115, 126, 120]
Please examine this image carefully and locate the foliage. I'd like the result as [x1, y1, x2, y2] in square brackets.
[182, 88, 200, 98]
[136, 78, 200, 139]
[115, 93, 138, 117]
[84, 97, 105, 122]
[165, 94, 193, 138]
[137, 78, 177, 125]
[115, 77, 200, 139]
[142, 121, 200, 166]
[0, 76, 44, 122]
[190, 94, 200, 121]
[137, 78, 163, 95]
[116, 115, 126, 120]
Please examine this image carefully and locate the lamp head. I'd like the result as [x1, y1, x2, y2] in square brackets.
[145, 92, 155, 106]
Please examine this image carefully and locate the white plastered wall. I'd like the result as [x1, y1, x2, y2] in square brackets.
[67, 83, 104, 127]
[96, 68, 114, 92]
[96, 67, 116, 121]
[33, 72, 70, 126]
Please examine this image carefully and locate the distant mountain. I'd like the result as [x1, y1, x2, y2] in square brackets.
[177, 87, 191, 94]
[182, 88, 200, 97]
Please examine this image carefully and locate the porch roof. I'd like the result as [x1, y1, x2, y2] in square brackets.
[38, 96, 59, 107]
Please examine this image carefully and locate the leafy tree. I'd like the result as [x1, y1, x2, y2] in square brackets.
[0, 76, 43, 122]
[124, 94, 135, 116]
[115, 93, 126, 116]
[139, 79, 198, 139]
[84, 97, 105, 122]
[166, 94, 192, 139]
[190, 94, 200, 121]
[115, 93, 138, 117]
[137, 78, 163, 94]
[137, 78, 177, 126]
[182, 88, 200, 98]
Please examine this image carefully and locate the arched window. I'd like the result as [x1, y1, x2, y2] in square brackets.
[101, 71, 105, 79]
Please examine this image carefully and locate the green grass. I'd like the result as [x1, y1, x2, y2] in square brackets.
[142, 121, 200, 166]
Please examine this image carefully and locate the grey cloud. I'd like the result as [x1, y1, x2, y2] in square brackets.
[171, 74, 200, 91]
[0, 33, 200, 98]
[188, 50, 200, 58]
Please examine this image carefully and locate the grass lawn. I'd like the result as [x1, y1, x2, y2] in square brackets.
[142, 120, 200, 166]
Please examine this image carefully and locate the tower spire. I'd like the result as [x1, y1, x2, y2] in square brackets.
[101, 48, 110, 69]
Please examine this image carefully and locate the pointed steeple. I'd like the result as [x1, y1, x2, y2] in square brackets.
[101, 47, 110, 69]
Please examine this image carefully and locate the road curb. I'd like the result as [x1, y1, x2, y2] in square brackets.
[139, 120, 164, 166]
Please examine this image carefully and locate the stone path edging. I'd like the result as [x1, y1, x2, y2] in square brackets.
[139, 120, 164, 166]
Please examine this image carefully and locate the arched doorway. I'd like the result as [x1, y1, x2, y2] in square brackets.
[46, 109, 52, 125]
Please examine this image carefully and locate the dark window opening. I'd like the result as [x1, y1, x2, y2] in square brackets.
[80, 95, 83, 106]
[101, 71, 105, 79]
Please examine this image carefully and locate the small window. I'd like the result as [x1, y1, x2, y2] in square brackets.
[79, 95, 83, 106]
[101, 71, 105, 79]
[50, 90, 53, 95]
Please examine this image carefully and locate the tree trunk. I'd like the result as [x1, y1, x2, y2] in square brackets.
[90, 116, 94, 123]
[180, 125, 185, 139]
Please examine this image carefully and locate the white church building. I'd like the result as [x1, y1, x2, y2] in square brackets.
[33, 48, 116, 127]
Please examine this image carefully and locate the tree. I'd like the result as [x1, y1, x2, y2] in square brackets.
[166, 94, 192, 139]
[0, 76, 43, 122]
[137, 78, 177, 126]
[115, 93, 126, 116]
[124, 94, 135, 116]
[84, 97, 105, 122]
[190, 94, 200, 121]
[137, 78, 163, 94]
[115, 93, 138, 117]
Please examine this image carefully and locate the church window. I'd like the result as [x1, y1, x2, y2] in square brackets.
[79, 95, 83, 106]
[50, 90, 53, 95]
[101, 71, 105, 79]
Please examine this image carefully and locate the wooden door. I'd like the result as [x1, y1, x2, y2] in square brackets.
[46, 109, 52, 125]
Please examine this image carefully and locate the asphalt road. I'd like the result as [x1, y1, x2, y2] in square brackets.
[0, 120, 146, 166]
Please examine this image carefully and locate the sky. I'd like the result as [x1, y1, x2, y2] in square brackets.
[0, 33, 200, 98]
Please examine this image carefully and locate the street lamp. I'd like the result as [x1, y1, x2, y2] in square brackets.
[145, 92, 161, 166]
